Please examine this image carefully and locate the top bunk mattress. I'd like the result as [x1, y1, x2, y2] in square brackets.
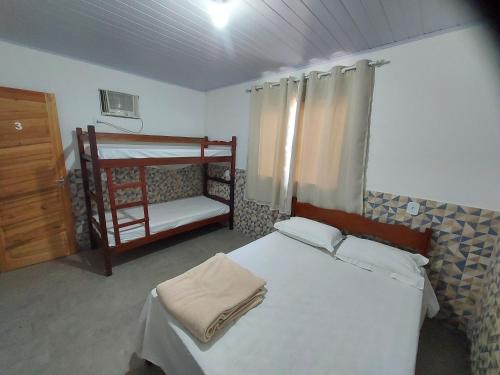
[86, 144, 231, 159]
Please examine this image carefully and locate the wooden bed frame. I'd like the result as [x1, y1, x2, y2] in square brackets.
[291, 198, 432, 256]
[76, 125, 236, 276]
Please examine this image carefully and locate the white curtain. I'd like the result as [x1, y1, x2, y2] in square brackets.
[295, 60, 375, 213]
[246, 59, 374, 215]
[245, 76, 304, 214]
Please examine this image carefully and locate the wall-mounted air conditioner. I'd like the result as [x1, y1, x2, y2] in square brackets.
[99, 89, 140, 119]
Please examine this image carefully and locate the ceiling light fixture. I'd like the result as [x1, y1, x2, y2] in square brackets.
[208, 0, 231, 29]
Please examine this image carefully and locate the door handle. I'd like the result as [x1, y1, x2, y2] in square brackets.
[55, 177, 66, 186]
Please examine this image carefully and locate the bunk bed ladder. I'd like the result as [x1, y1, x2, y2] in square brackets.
[105, 166, 150, 247]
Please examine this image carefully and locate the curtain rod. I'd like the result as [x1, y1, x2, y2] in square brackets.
[245, 59, 389, 93]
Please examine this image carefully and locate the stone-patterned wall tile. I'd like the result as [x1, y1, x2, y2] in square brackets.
[207, 165, 281, 238]
[470, 237, 500, 375]
[68, 168, 90, 250]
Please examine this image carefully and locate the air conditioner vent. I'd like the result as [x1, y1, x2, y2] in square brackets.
[99, 89, 140, 119]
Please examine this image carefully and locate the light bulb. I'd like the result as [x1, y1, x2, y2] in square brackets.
[208, 1, 230, 29]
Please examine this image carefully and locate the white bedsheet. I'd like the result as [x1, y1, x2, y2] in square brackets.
[94, 196, 229, 246]
[137, 232, 439, 375]
[86, 144, 231, 159]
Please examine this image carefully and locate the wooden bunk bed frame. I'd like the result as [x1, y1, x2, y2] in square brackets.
[76, 125, 236, 276]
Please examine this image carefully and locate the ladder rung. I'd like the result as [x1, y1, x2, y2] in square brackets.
[81, 153, 92, 162]
[206, 193, 230, 205]
[115, 200, 145, 210]
[91, 217, 100, 230]
[111, 181, 142, 191]
[207, 176, 231, 184]
[116, 218, 146, 229]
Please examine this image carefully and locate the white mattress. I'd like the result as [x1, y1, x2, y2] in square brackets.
[86, 144, 231, 159]
[137, 232, 439, 375]
[95, 196, 229, 247]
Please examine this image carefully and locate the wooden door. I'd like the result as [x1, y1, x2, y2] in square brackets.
[0, 86, 76, 272]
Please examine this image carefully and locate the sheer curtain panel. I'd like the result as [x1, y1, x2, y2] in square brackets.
[245, 77, 303, 214]
[295, 60, 375, 213]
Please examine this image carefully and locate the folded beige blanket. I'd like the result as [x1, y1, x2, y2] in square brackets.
[156, 253, 266, 343]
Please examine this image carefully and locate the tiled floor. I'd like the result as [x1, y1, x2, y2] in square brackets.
[0, 225, 470, 374]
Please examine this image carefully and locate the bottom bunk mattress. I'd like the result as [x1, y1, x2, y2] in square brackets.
[93, 195, 229, 246]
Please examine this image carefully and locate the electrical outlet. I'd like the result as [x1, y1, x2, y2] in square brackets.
[407, 201, 420, 216]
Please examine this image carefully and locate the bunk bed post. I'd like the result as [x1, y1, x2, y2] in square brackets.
[87, 125, 113, 276]
[229, 136, 237, 230]
[139, 166, 151, 236]
[105, 168, 121, 247]
[202, 136, 208, 197]
[76, 127, 97, 250]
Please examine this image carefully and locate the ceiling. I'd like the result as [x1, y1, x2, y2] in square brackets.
[0, 0, 481, 91]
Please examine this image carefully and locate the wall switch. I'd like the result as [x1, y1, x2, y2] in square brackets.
[407, 201, 420, 216]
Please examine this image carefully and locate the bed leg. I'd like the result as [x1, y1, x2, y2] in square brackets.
[90, 232, 98, 250]
[103, 249, 112, 276]
[229, 217, 234, 230]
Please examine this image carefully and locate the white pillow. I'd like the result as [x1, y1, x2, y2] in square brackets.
[335, 236, 429, 289]
[274, 217, 343, 253]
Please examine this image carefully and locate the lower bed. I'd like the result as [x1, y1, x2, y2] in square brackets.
[94, 196, 229, 247]
[137, 231, 439, 375]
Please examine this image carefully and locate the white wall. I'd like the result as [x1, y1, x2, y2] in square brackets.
[0, 40, 206, 169]
[1, 25, 498, 211]
[205, 25, 500, 211]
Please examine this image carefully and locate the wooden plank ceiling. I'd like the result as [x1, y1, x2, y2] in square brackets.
[0, 0, 481, 91]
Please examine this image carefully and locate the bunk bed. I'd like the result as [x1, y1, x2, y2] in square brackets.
[76, 125, 236, 276]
